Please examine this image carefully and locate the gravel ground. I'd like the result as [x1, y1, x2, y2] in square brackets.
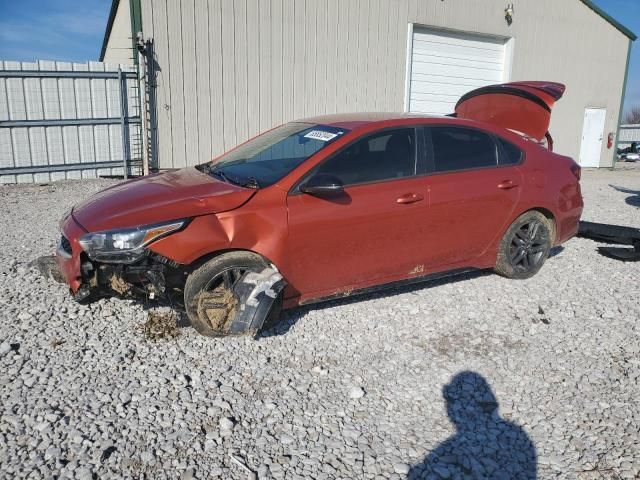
[0, 165, 639, 479]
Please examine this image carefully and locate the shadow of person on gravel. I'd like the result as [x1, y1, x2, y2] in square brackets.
[408, 372, 536, 479]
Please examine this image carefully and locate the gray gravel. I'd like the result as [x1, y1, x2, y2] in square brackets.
[1, 165, 639, 479]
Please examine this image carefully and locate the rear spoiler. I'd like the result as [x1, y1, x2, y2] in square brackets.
[454, 81, 566, 149]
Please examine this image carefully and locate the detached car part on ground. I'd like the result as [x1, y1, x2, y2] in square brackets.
[55, 81, 584, 337]
[578, 221, 640, 261]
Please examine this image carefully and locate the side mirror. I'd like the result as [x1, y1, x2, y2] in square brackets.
[299, 173, 344, 196]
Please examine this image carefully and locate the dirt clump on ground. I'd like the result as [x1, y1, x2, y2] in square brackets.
[139, 310, 181, 341]
[29, 255, 65, 284]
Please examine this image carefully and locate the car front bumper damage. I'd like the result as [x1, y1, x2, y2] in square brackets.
[55, 213, 181, 302]
[55, 214, 286, 336]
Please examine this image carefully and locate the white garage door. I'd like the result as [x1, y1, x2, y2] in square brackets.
[408, 28, 510, 115]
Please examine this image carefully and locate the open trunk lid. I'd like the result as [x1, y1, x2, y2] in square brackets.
[454, 81, 566, 142]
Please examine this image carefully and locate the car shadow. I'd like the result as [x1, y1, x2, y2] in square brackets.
[33, 250, 565, 339]
[407, 371, 537, 479]
[610, 184, 640, 208]
[548, 245, 564, 258]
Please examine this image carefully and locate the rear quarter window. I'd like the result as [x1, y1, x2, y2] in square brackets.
[498, 138, 524, 165]
[429, 126, 498, 172]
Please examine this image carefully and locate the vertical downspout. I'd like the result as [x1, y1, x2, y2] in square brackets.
[129, 0, 143, 67]
[612, 38, 633, 170]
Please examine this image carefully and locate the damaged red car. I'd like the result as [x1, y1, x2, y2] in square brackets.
[56, 81, 583, 337]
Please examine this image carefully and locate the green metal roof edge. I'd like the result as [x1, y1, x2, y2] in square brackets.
[612, 37, 633, 169]
[99, 0, 120, 61]
[580, 0, 637, 41]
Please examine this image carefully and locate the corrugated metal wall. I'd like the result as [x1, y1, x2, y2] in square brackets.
[618, 124, 640, 147]
[140, 0, 631, 170]
[0, 61, 140, 183]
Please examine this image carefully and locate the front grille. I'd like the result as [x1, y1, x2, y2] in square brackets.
[60, 235, 72, 255]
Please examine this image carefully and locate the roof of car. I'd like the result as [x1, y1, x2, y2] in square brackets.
[300, 112, 441, 130]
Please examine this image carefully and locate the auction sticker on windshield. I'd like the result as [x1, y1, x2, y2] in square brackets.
[304, 130, 340, 142]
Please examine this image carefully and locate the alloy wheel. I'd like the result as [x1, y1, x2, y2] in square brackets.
[509, 220, 549, 272]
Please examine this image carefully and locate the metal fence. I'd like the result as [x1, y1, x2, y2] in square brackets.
[618, 124, 640, 149]
[0, 60, 142, 183]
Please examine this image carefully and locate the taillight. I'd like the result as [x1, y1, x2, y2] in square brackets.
[570, 163, 581, 180]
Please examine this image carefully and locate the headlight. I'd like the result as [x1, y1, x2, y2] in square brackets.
[79, 219, 187, 264]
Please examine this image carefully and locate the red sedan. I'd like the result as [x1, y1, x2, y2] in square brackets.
[56, 82, 583, 337]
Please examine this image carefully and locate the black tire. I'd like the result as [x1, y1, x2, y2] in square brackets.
[494, 211, 554, 280]
[184, 251, 282, 337]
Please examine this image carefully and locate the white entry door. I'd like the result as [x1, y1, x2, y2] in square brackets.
[579, 108, 606, 168]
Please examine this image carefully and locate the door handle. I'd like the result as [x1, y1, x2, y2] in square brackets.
[396, 193, 424, 204]
[497, 180, 519, 190]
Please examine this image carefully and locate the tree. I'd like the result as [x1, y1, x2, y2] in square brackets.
[623, 106, 640, 125]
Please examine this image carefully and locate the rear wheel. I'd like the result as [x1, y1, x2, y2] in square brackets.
[494, 211, 553, 279]
[184, 251, 282, 337]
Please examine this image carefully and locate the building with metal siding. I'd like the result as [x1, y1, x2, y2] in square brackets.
[101, 0, 635, 170]
[101, 0, 136, 65]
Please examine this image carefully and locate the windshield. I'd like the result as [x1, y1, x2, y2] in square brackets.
[199, 122, 348, 188]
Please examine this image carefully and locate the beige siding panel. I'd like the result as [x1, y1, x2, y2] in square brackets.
[208, 0, 224, 157]
[324, 0, 338, 115]
[149, 0, 174, 169]
[369, 0, 383, 110]
[384, 0, 400, 109]
[258, 0, 272, 133]
[280, 0, 295, 123]
[292, 0, 306, 119]
[220, 0, 236, 151]
[182, 0, 199, 163]
[167, 0, 186, 168]
[142, 0, 631, 169]
[234, 0, 249, 143]
[140, 0, 153, 37]
[394, 0, 410, 111]
[355, 0, 369, 109]
[269, 0, 283, 128]
[334, 0, 350, 113]
[303, 0, 316, 116]
[246, 0, 261, 138]
[194, 0, 212, 162]
[314, 0, 328, 115]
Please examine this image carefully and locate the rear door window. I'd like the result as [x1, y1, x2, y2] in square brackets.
[428, 126, 499, 173]
[314, 128, 417, 186]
